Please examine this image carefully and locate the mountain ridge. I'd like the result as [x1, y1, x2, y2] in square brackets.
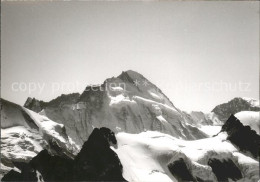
[23, 70, 208, 146]
[212, 97, 260, 122]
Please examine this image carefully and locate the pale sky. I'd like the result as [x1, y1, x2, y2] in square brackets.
[1, 1, 259, 112]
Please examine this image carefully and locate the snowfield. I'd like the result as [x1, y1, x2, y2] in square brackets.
[113, 131, 259, 182]
[1, 125, 46, 179]
[1, 126, 45, 161]
[198, 125, 222, 136]
[235, 111, 260, 134]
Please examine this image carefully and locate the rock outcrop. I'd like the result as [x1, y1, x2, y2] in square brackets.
[2, 128, 126, 182]
[221, 114, 260, 158]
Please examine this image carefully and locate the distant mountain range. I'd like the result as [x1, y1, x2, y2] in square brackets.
[1, 70, 259, 181]
[212, 97, 260, 122]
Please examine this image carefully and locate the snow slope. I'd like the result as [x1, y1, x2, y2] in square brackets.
[1, 126, 46, 179]
[113, 131, 259, 182]
[235, 111, 259, 134]
[198, 125, 222, 137]
[0, 99, 79, 179]
[24, 108, 79, 151]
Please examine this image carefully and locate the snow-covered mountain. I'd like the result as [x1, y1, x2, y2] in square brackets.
[2, 70, 259, 181]
[212, 97, 260, 122]
[184, 97, 260, 136]
[184, 97, 260, 127]
[0, 99, 79, 179]
[24, 70, 207, 146]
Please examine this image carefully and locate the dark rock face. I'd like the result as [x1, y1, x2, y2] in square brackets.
[1, 162, 38, 182]
[212, 97, 260, 122]
[221, 114, 260, 158]
[168, 158, 195, 181]
[2, 128, 126, 182]
[78, 85, 107, 111]
[73, 127, 124, 181]
[168, 157, 243, 182]
[47, 93, 80, 108]
[24, 93, 80, 113]
[208, 158, 242, 181]
[30, 150, 74, 181]
[24, 97, 46, 113]
[118, 71, 135, 84]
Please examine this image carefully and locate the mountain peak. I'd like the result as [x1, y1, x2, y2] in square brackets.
[124, 69, 143, 76]
[122, 69, 142, 75]
[117, 70, 145, 83]
[212, 97, 260, 122]
[24, 97, 46, 113]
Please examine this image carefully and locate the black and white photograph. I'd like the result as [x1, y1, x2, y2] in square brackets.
[1, 1, 259, 181]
